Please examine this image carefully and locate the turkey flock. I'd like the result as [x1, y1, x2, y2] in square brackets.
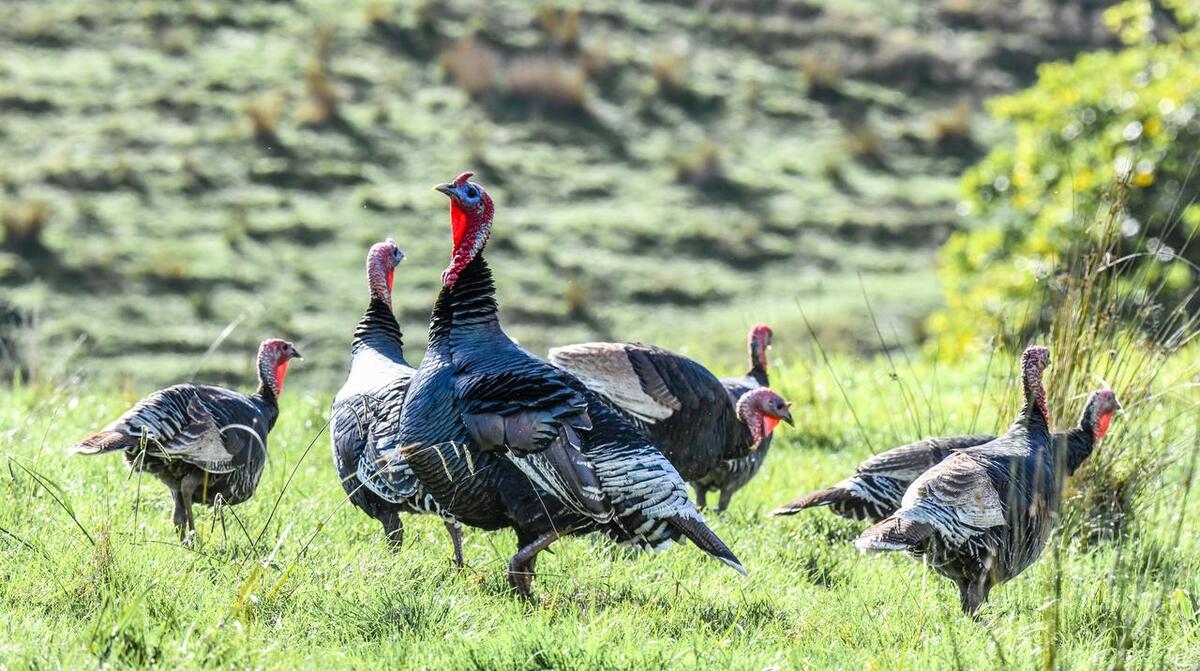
[70, 171, 1123, 617]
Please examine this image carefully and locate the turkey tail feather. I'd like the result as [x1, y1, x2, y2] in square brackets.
[770, 487, 852, 516]
[855, 516, 934, 553]
[666, 514, 747, 576]
[70, 431, 136, 455]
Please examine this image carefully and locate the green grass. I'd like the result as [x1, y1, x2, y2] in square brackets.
[2, 351, 1198, 669]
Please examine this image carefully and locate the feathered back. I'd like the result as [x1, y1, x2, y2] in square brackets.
[548, 342, 745, 480]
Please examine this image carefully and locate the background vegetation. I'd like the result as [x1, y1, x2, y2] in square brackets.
[934, 0, 1200, 356]
[0, 0, 1122, 387]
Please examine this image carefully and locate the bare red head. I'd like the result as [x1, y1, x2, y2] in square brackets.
[257, 338, 302, 397]
[1020, 345, 1051, 424]
[434, 172, 494, 287]
[736, 387, 794, 449]
[366, 238, 406, 307]
[1082, 389, 1122, 440]
[749, 323, 773, 374]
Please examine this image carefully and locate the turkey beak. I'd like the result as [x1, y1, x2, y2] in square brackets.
[434, 182, 455, 197]
[780, 404, 794, 426]
[290, 347, 303, 360]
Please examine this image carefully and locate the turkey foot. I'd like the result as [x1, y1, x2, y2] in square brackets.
[508, 531, 562, 598]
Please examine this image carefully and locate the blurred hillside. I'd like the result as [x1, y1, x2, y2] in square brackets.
[0, 0, 1120, 388]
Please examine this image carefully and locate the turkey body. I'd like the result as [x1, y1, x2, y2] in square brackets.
[898, 429, 1057, 610]
[330, 298, 464, 560]
[73, 383, 275, 537]
[855, 346, 1054, 615]
[368, 255, 595, 567]
[376, 252, 742, 594]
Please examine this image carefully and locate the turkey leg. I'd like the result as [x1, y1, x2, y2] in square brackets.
[170, 487, 190, 540]
[959, 574, 992, 619]
[445, 521, 464, 568]
[380, 511, 404, 550]
[508, 531, 562, 597]
[178, 472, 202, 546]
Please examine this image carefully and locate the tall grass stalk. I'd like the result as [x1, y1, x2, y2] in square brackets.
[1005, 177, 1200, 665]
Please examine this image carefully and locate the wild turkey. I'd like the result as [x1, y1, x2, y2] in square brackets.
[329, 239, 463, 563]
[697, 323, 780, 510]
[771, 389, 1122, 522]
[70, 338, 302, 543]
[371, 172, 744, 596]
[854, 345, 1058, 616]
[547, 342, 792, 509]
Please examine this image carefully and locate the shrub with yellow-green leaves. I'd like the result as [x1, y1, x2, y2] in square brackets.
[931, 1, 1200, 356]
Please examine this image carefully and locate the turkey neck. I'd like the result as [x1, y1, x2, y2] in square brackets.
[429, 254, 503, 348]
[398, 252, 510, 527]
[256, 359, 280, 410]
[1062, 408, 1100, 474]
[1015, 368, 1050, 435]
[748, 346, 769, 388]
[247, 383, 280, 433]
[731, 418, 762, 460]
[747, 362, 769, 388]
[352, 297, 406, 362]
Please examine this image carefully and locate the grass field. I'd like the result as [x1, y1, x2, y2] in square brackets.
[2, 348, 1198, 669]
[4, 1, 1195, 668]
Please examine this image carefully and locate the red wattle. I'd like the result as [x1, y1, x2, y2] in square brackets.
[450, 201, 470, 251]
[1096, 412, 1112, 440]
[386, 268, 394, 293]
[764, 416, 781, 434]
[274, 360, 290, 394]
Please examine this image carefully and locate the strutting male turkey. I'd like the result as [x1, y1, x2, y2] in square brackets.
[548, 339, 792, 511]
[70, 338, 302, 543]
[855, 346, 1062, 616]
[329, 239, 464, 563]
[771, 389, 1122, 523]
[371, 172, 744, 596]
[696, 324, 783, 510]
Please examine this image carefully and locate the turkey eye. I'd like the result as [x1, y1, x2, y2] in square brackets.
[465, 186, 478, 198]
